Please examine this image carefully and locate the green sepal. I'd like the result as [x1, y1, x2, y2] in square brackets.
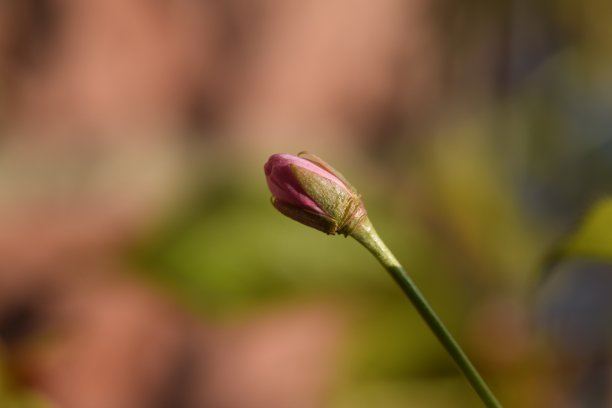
[289, 163, 355, 225]
[297, 151, 359, 194]
[271, 198, 339, 235]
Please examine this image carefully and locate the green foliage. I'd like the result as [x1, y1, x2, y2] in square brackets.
[561, 197, 612, 261]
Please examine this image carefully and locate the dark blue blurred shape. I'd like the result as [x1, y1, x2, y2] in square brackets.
[536, 259, 612, 406]
[537, 260, 612, 354]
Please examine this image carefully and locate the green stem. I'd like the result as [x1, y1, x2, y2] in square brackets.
[351, 218, 502, 408]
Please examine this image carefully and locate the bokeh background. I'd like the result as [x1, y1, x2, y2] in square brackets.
[0, 0, 611, 407]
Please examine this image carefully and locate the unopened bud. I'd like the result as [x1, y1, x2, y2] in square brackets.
[264, 152, 366, 236]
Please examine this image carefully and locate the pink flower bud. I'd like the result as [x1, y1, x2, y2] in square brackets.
[264, 152, 366, 235]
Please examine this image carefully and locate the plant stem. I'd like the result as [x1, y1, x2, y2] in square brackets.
[350, 218, 502, 408]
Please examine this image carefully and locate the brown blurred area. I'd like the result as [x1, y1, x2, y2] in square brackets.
[0, 0, 443, 145]
[0, 1, 445, 407]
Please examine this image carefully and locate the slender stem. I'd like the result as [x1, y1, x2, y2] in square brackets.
[351, 218, 502, 408]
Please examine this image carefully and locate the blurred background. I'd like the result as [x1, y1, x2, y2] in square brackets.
[0, 0, 611, 407]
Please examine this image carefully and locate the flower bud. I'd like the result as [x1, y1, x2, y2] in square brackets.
[264, 152, 366, 236]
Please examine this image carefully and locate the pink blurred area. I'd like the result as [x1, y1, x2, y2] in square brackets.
[0, 0, 441, 145]
[0, 1, 442, 407]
